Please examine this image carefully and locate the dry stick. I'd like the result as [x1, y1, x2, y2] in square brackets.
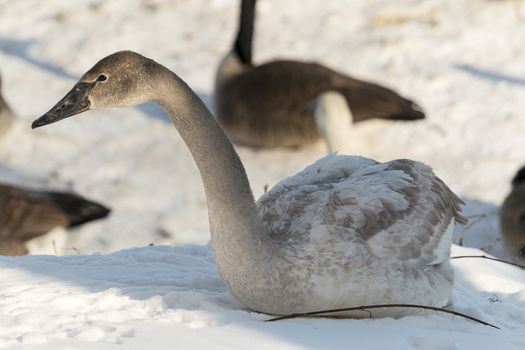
[462, 213, 490, 231]
[464, 212, 493, 219]
[265, 303, 499, 329]
[265, 214, 511, 328]
[456, 211, 496, 247]
[452, 255, 525, 269]
[464, 213, 487, 219]
[52, 240, 57, 256]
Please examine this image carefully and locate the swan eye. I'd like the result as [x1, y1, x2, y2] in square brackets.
[97, 74, 108, 82]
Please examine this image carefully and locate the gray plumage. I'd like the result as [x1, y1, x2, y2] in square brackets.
[500, 166, 525, 259]
[214, 0, 425, 148]
[32, 51, 466, 317]
[0, 183, 110, 256]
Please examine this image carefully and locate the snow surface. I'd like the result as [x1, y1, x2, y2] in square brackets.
[0, 0, 524, 348]
[0, 245, 524, 349]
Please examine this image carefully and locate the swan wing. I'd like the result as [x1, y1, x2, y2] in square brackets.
[257, 155, 466, 265]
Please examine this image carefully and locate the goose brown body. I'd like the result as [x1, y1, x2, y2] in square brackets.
[214, 0, 425, 148]
[0, 184, 110, 255]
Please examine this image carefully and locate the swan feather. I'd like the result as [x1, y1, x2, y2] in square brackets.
[258, 154, 465, 267]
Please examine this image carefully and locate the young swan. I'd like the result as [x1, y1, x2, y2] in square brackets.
[500, 166, 525, 259]
[33, 51, 466, 317]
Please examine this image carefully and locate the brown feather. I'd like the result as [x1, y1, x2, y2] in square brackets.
[215, 59, 424, 148]
[0, 184, 110, 254]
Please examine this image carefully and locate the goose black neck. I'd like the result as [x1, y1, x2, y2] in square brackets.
[234, 0, 256, 64]
[512, 166, 525, 186]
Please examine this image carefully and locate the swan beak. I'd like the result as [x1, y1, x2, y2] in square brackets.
[32, 82, 94, 129]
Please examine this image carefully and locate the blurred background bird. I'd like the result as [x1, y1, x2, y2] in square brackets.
[0, 183, 110, 256]
[500, 165, 525, 260]
[214, 0, 425, 152]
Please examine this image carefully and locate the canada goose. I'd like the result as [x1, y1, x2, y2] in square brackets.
[0, 183, 110, 256]
[500, 166, 525, 259]
[214, 0, 425, 150]
[33, 51, 465, 317]
[0, 72, 15, 140]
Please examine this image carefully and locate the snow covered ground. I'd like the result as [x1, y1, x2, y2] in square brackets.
[0, 245, 524, 349]
[0, 0, 524, 348]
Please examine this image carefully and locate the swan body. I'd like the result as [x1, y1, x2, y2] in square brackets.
[0, 183, 110, 255]
[257, 155, 463, 312]
[33, 51, 466, 317]
[500, 166, 525, 259]
[214, 0, 425, 149]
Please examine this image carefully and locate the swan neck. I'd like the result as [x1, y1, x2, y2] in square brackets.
[153, 67, 275, 277]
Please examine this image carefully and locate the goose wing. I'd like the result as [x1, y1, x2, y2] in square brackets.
[0, 184, 110, 243]
[337, 78, 425, 122]
[219, 60, 424, 125]
[257, 155, 466, 265]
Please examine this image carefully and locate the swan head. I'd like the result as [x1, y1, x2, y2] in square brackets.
[32, 51, 156, 129]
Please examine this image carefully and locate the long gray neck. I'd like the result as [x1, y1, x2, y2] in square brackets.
[152, 66, 277, 292]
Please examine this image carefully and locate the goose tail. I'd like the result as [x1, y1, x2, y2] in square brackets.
[44, 191, 111, 228]
[336, 82, 426, 122]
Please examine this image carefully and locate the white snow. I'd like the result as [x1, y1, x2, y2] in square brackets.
[1, 245, 524, 349]
[0, 0, 524, 348]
